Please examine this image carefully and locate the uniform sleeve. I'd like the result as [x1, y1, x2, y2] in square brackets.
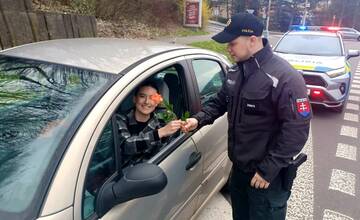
[116, 114, 162, 156]
[257, 74, 312, 182]
[193, 80, 228, 127]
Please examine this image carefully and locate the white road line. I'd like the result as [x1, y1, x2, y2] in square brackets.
[329, 169, 356, 196]
[344, 112, 359, 122]
[350, 89, 360, 95]
[340, 125, 358, 138]
[353, 76, 360, 80]
[287, 127, 314, 220]
[348, 95, 360, 102]
[352, 80, 360, 84]
[346, 103, 359, 111]
[336, 143, 357, 161]
[323, 209, 353, 220]
[351, 84, 360, 89]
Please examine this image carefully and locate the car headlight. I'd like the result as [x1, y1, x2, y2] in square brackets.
[327, 67, 347, 78]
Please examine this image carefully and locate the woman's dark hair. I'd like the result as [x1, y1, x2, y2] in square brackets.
[134, 80, 160, 96]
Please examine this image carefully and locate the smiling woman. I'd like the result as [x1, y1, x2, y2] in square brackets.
[0, 56, 117, 219]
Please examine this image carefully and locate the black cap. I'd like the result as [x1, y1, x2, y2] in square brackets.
[212, 13, 264, 43]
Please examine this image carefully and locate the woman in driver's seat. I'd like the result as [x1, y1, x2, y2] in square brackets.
[116, 81, 182, 166]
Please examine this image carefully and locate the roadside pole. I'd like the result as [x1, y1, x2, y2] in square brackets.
[264, 0, 271, 39]
[302, 0, 309, 26]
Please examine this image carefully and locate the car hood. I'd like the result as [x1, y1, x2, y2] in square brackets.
[274, 53, 345, 72]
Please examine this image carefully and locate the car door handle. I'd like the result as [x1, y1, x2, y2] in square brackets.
[186, 152, 202, 171]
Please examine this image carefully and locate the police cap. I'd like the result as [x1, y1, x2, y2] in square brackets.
[212, 13, 264, 43]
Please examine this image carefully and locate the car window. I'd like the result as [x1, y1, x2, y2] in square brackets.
[0, 55, 116, 219]
[83, 121, 116, 219]
[191, 59, 224, 105]
[275, 34, 342, 56]
[116, 65, 186, 168]
[82, 64, 188, 218]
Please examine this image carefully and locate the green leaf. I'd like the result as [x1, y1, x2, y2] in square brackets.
[181, 111, 190, 121]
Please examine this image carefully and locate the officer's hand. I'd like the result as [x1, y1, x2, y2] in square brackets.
[181, 118, 198, 133]
[250, 172, 270, 189]
[158, 120, 182, 138]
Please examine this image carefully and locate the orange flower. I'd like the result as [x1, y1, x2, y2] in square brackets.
[150, 93, 163, 105]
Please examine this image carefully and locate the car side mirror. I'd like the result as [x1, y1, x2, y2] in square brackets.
[346, 49, 360, 60]
[95, 163, 167, 218]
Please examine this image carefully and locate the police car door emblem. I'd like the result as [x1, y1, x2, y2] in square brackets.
[296, 98, 310, 117]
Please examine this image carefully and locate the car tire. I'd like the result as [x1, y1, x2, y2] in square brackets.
[358, 36, 360, 41]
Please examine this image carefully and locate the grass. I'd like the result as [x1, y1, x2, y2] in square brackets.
[175, 27, 209, 37]
[189, 40, 234, 62]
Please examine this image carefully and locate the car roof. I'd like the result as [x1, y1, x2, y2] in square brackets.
[0, 38, 190, 74]
[287, 30, 338, 37]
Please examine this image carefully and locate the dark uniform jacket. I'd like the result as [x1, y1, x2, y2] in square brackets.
[194, 39, 311, 182]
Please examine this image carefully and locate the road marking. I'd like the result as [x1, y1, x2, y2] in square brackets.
[352, 80, 360, 84]
[340, 125, 358, 138]
[287, 128, 314, 220]
[323, 209, 353, 220]
[348, 95, 360, 101]
[336, 143, 357, 161]
[329, 169, 356, 196]
[353, 76, 360, 80]
[350, 89, 360, 95]
[351, 84, 360, 89]
[344, 112, 359, 122]
[346, 103, 359, 110]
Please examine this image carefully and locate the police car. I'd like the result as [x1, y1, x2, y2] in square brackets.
[273, 25, 360, 112]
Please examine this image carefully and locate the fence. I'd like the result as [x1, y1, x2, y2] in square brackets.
[0, 0, 97, 50]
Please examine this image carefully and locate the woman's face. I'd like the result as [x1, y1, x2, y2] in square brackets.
[134, 86, 158, 116]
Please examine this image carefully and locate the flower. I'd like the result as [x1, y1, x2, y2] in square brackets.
[152, 93, 190, 123]
[149, 93, 163, 105]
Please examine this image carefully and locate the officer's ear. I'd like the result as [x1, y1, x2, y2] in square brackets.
[248, 35, 259, 48]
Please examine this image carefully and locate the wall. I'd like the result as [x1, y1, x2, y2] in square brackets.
[0, 0, 96, 50]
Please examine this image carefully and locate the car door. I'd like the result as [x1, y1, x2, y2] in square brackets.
[185, 56, 231, 210]
[74, 58, 203, 220]
[340, 28, 355, 39]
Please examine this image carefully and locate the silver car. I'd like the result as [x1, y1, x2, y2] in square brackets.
[338, 27, 360, 41]
[273, 29, 359, 112]
[0, 38, 232, 220]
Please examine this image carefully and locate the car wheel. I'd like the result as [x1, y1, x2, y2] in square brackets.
[358, 36, 360, 41]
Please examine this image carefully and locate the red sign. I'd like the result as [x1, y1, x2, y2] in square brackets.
[184, 0, 202, 27]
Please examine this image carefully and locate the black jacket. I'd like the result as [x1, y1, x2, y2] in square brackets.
[194, 39, 311, 182]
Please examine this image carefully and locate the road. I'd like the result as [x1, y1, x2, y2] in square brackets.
[195, 36, 360, 220]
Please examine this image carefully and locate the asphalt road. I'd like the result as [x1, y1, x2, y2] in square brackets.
[197, 36, 360, 220]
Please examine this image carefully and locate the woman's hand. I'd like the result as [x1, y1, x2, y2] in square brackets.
[158, 120, 182, 138]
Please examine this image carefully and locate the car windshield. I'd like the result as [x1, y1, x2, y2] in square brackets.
[275, 34, 342, 56]
[0, 56, 116, 217]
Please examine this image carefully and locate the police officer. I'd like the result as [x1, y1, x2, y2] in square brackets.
[183, 13, 311, 219]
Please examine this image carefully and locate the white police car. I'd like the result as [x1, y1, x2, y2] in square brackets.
[273, 26, 360, 112]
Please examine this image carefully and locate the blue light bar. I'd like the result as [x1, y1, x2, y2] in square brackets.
[289, 25, 322, 31]
[289, 25, 307, 31]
